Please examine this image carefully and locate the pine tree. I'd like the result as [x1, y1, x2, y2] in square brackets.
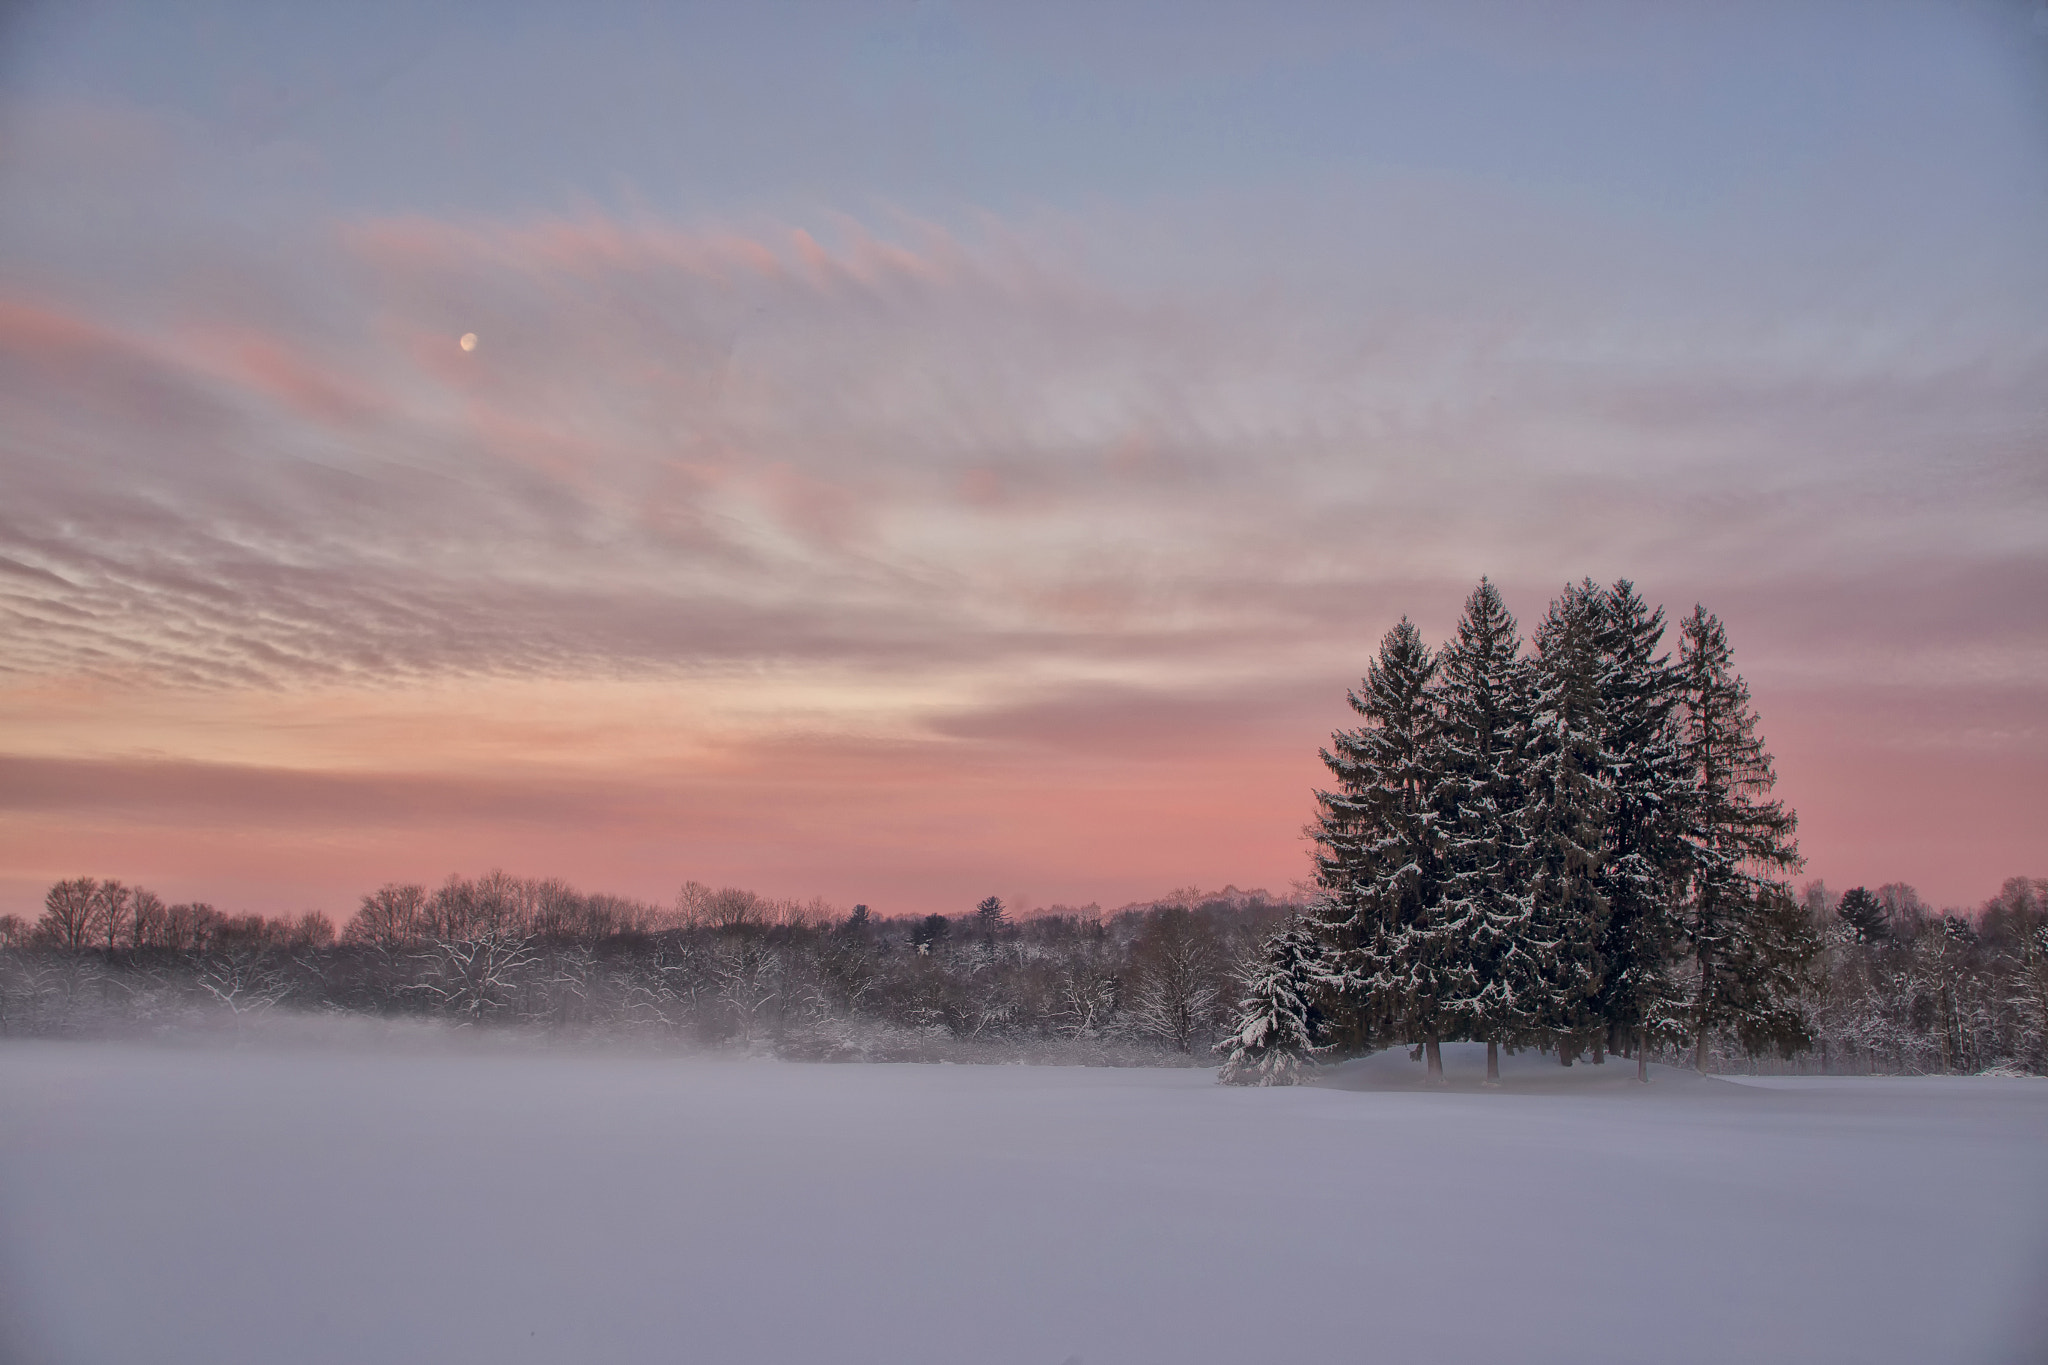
[1675, 606, 1811, 1069]
[1593, 581, 1690, 1081]
[1311, 619, 1449, 1074]
[1215, 919, 1329, 1086]
[1519, 581, 1611, 1061]
[1836, 887, 1888, 944]
[1431, 579, 1533, 1085]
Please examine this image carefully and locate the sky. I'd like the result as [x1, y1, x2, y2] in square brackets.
[0, 0, 2044, 921]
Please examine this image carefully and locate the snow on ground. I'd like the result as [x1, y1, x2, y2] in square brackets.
[1, 1038, 2042, 1365]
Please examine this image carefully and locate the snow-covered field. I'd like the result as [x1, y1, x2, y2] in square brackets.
[2, 1039, 2042, 1365]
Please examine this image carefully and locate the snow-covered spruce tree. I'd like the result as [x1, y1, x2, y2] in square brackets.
[1519, 581, 1611, 1061]
[1592, 581, 1691, 1081]
[1312, 619, 1453, 1076]
[1675, 606, 1812, 1069]
[1216, 918, 1329, 1085]
[1430, 578, 1534, 1085]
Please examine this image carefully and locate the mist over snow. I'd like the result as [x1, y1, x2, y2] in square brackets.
[1, 1038, 2042, 1365]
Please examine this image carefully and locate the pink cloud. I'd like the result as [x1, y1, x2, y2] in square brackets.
[218, 331, 383, 427]
[1, 197, 2040, 921]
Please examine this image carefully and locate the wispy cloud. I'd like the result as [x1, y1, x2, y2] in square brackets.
[1, 60, 2043, 909]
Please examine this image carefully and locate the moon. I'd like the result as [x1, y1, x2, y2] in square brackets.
[459, 332, 478, 352]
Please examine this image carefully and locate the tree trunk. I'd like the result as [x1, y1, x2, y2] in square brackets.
[1941, 994, 1957, 1080]
[1485, 1039, 1500, 1085]
[1425, 1036, 1443, 1082]
[1592, 1037, 1605, 1064]
[1694, 946, 1713, 1073]
[1636, 1028, 1649, 1083]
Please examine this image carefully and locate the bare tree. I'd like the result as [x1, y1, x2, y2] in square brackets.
[710, 935, 780, 1044]
[290, 911, 337, 949]
[162, 902, 222, 953]
[0, 951, 105, 1035]
[90, 880, 135, 952]
[38, 878, 99, 951]
[1050, 960, 1120, 1038]
[674, 880, 714, 930]
[411, 931, 538, 1021]
[347, 883, 427, 948]
[708, 887, 767, 933]
[424, 869, 528, 941]
[539, 942, 602, 1027]
[196, 951, 290, 1019]
[646, 937, 712, 1029]
[528, 878, 587, 940]
[131, 890, 168, 949]
[1125, 908, 1223, 1053]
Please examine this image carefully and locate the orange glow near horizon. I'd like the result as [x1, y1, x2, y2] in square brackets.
[0, 652, 2035, 922]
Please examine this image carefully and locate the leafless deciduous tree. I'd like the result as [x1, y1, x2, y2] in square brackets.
[710, 935, 780, 1044]
[38, 878, 98, 951]
[196, 952, 291, 1018]
[346, 884, 428, 948]
[89, 880, 134, 952]
[707, 887, 767, 933]
[1125, 908, 1224, 1053]
[162, 902, 221, 952]
[130, 889, 167, 949]
[410, 931, 540, 1021]
[290, 911, 337, 949]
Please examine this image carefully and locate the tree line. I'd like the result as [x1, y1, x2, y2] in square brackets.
[1805, 878, 2048, 1077]
[5, 869, 2041, 1077]
[0, 873, 1291, 1059]
[1216, 579, 2048, 1084]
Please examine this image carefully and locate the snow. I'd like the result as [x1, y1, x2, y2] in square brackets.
[1, 1038, 2042, 1365]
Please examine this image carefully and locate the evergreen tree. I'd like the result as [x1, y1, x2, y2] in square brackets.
[1215, 919, 1329, 1086]
[1311, 619, 1448, 1074]
[1835, 887, 1888, 943]
[1519, 581, 1611, 1060]
[974, 895, 1008, 959]
[1675, 606, 1811, 1068]
[1593, 580, 1691, 1080]
[1430, 578, 1534, 1085]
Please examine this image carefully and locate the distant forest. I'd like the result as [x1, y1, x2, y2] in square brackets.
[1, 874, 1296, 1063]
[4, 580, 2044, 1078]
[3, 868, 2044, 1076]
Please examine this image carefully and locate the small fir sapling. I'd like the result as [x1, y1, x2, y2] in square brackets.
[1216, 919, 1328, 1086]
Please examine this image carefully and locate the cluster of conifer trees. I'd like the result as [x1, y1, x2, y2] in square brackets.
[1218, 578, 1810, 1085]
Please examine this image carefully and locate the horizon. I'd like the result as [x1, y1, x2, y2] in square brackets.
[3, 1, 2045, 920]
